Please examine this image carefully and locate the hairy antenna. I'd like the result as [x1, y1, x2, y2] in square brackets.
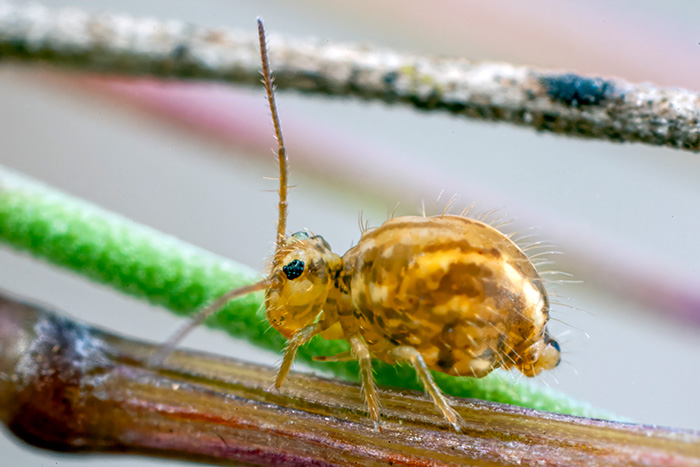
[257, 17, 288, 249]
[149, 19, 285, 366]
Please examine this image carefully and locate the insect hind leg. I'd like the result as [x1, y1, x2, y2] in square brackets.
[392, 346, 464, 432]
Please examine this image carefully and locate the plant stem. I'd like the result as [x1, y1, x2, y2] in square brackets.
[0, 2, 699, 151]
[2, 294, 698, 466]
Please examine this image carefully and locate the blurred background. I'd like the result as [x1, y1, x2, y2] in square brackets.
[1, 0, 699, 464]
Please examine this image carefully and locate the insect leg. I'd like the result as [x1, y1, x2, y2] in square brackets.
[392, 346, 464, 432]
[275, 322, 321, 388]
[348, 335, 381, 429]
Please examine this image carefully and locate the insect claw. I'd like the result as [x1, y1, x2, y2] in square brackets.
[450, 417, 465, 433]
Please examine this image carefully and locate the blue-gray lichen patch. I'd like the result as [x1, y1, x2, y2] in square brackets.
[540, 73, 616, 107]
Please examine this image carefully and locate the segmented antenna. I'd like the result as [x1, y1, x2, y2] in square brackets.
[257, 17, 288, 250]
[149, 20, 284, 366]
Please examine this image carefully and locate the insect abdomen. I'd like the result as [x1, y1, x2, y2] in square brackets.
[338, 215, 549, 378]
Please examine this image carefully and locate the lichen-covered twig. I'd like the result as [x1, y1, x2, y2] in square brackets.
[1, 2, 699, 151]
[1, 295, 698, 466]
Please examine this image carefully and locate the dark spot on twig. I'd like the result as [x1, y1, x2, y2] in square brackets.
[383, 71, 398, 86]
[172, 44, 189, 60]
[540, 73, 616, 107]
[300, 69, 320, 83]
[445, 101, 467, 113]
[542, 113, 557, 123]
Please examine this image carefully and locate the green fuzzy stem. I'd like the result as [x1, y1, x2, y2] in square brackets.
[0, 165, 612, 419]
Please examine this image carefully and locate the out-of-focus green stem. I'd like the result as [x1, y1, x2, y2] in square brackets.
[2, 295, 698, 467]
[0, 165, 608, 418]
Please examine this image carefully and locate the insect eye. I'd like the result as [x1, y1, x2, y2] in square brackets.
[291, 231, 310, 240]
[283, 259, 305, 280]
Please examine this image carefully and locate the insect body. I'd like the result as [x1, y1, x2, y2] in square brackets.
[154, 19, 560, 431]
[268, 216, 560, 429]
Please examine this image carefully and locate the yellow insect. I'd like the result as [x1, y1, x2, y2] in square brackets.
[153, 19, 561, 431]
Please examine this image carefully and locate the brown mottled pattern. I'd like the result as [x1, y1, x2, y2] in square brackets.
[327, 215, 550, 378]
[266, 214, 557, 382]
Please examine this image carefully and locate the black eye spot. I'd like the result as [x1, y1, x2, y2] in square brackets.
[283, 259, 305, 280]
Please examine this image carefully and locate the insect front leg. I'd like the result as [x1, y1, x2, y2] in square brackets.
[275, 322, 321, 388]
[348, 335, 381, 430]
[391, 346, 465, 432]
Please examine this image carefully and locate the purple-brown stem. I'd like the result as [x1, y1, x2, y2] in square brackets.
[0, 293, 698, 466]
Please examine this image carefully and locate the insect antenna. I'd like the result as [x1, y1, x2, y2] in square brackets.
[258, 18, 289, 251]
[150, 19, 285, 366]
[149, 278, 273, 365]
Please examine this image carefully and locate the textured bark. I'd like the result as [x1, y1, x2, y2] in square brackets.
[0, 3, 698, 151]
[1, 294, 698, 466]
